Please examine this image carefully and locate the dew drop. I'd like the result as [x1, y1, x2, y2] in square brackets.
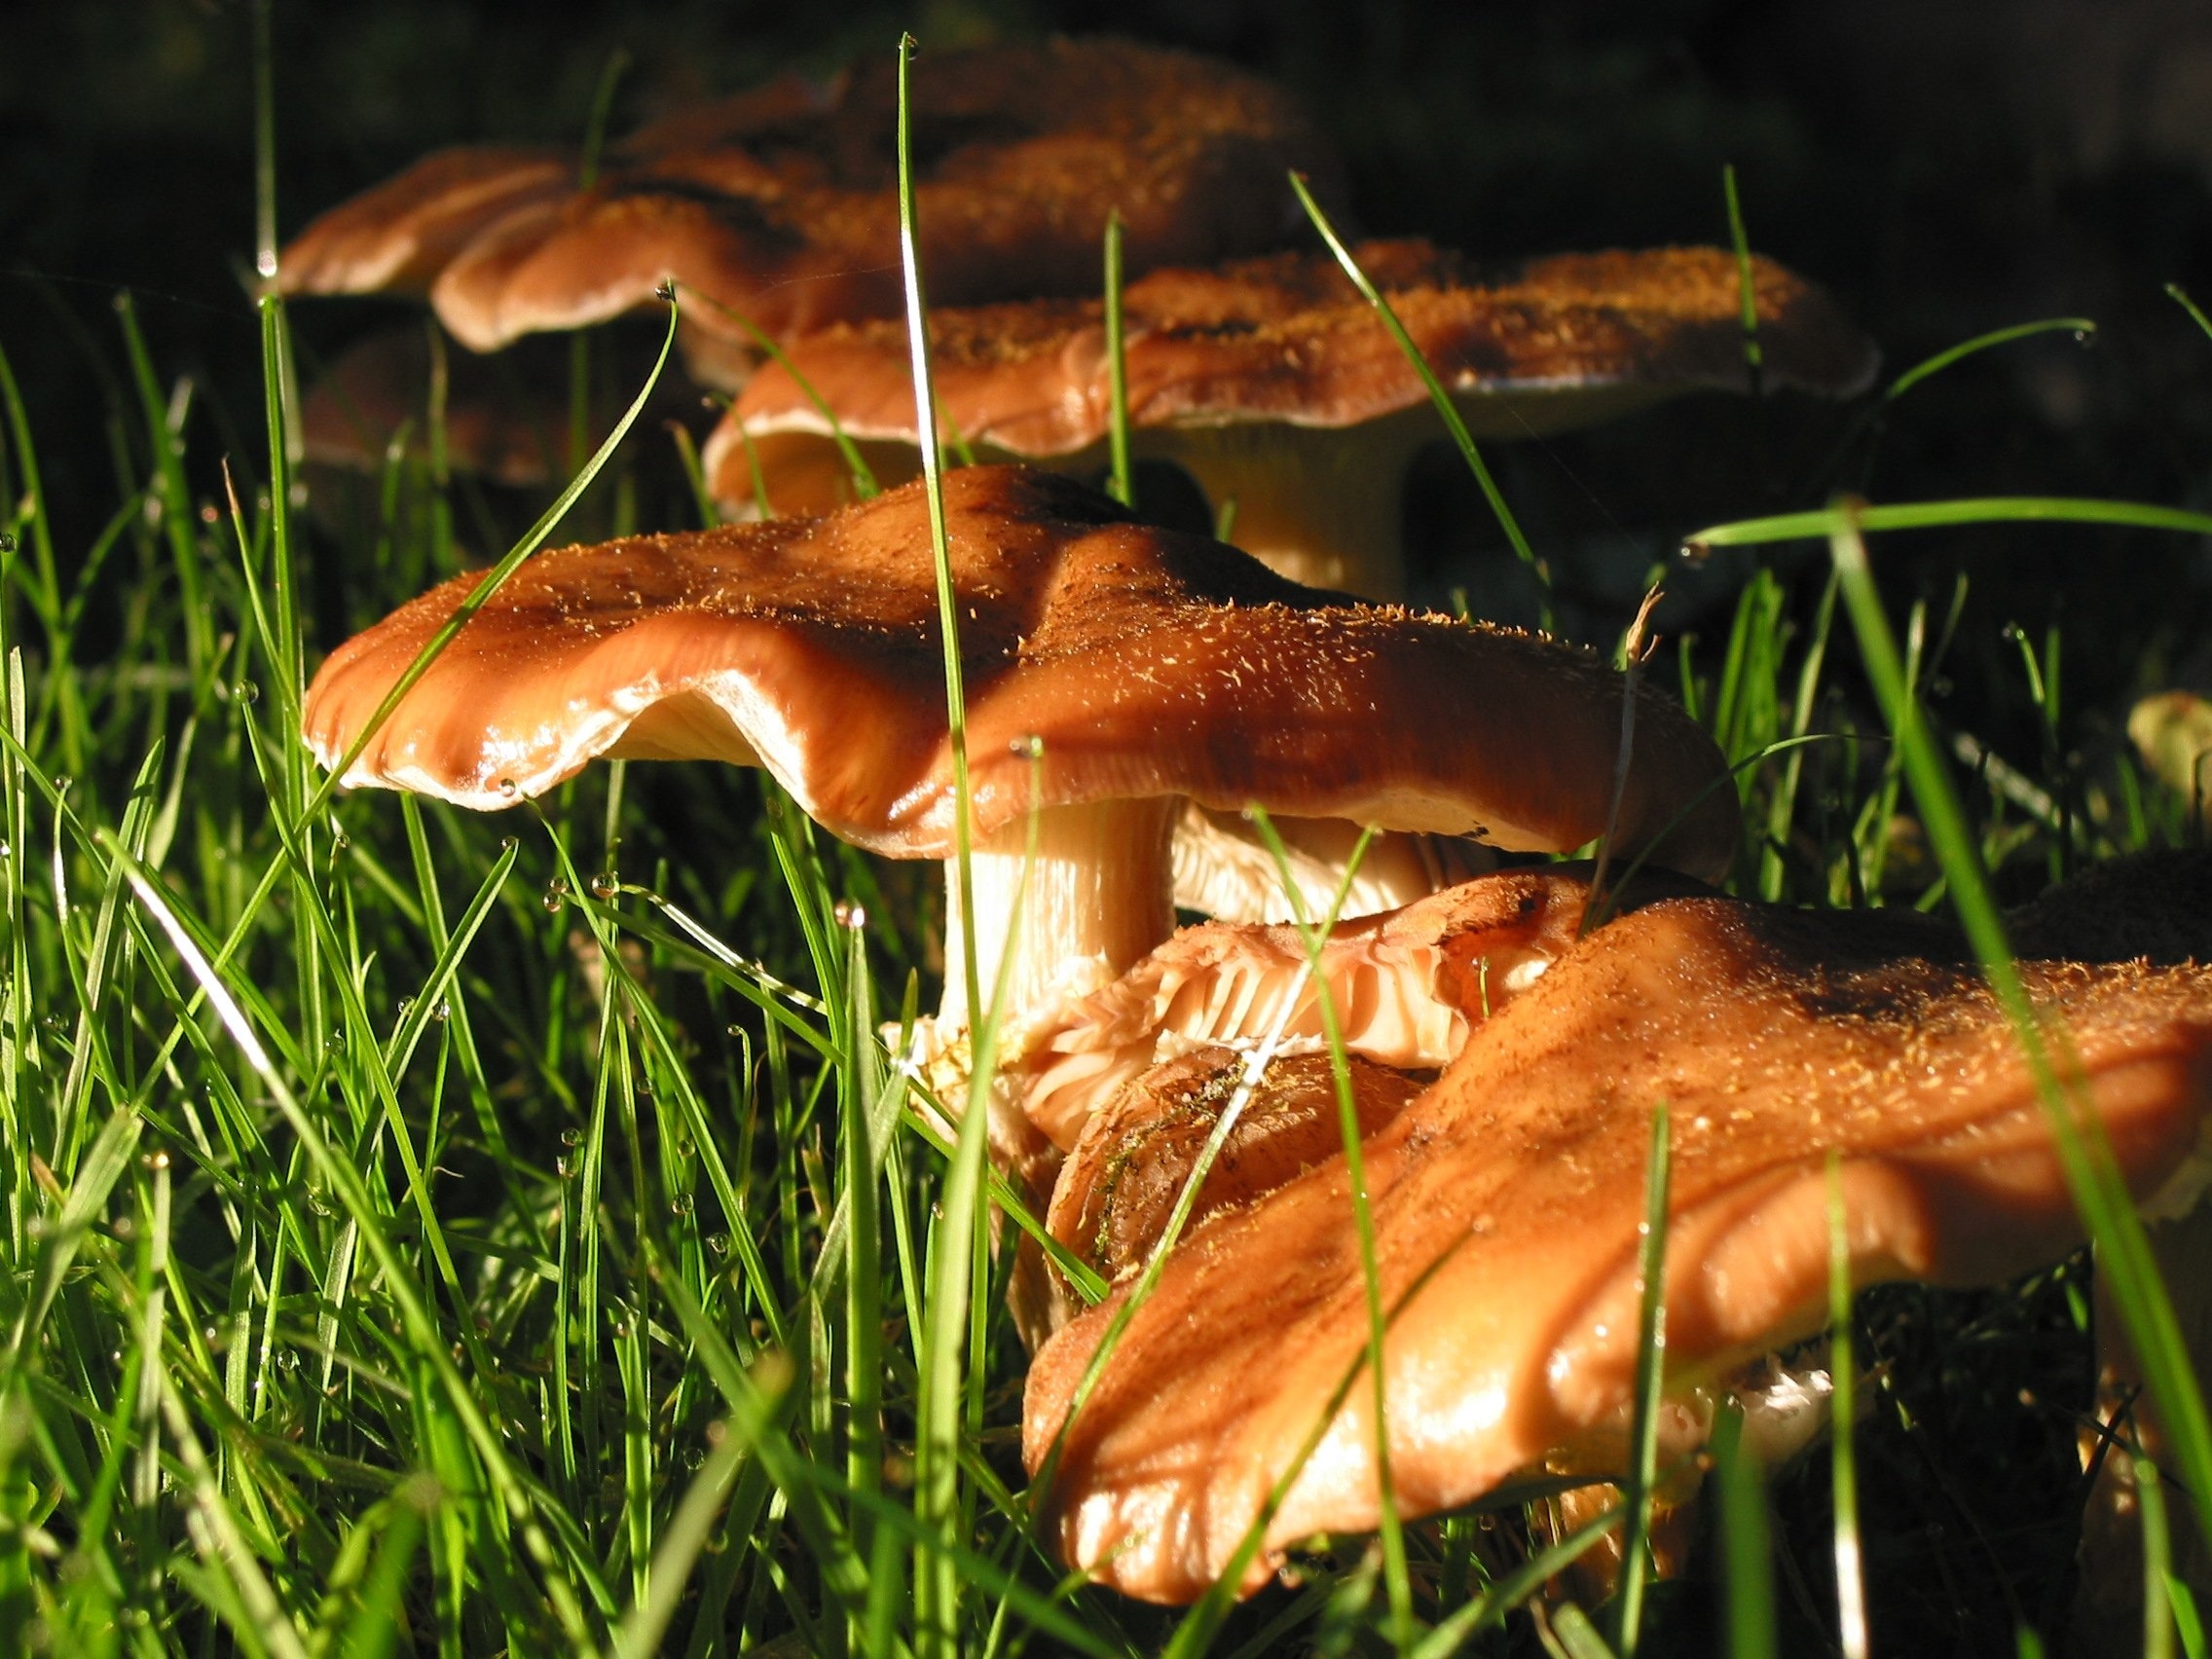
[497, 778, 520, 799]
[590, 872, 619, 900]
[832, 899, 866, 929]
[396, 997, 417, 1019]
[430, 1000, 451, 1022]
[232, 681, 259, 706]
[542, 881, 568, 913]
[499, 835, 519, 851]
[145, 1150, 171, 1171]
[198, 503, 220, 527]
[1009, 732, 1045, 760]
[561, 1128, 583, 1149]
[706, 1232, 730, 1254]
[669, 1194, 694, 1218]
[0, 533, 15, 555]
[2074, 327, 2095, 348]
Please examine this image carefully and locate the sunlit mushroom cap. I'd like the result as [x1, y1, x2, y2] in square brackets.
[279, 146, 575, 298]
[280, 41, 1348, 380]
[704, 239, 1877, 508]
[302, 464, 1735, 876]
[1022, 889, 2212, 1603]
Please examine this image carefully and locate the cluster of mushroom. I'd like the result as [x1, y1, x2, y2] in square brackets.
[302, 463, 2212, 1626]
[278, 36, 1875, 594]
[284, 31, 2212, 1638]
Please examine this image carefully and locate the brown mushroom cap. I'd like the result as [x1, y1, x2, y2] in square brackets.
[279, 145, 575, 298]
[704, 239, 1879, 511]
[280, 41, 1348, 380]
[302, 463, 1737, 878]
[1022, 886, 2212, 1604]
[734, 239, 1880, 449]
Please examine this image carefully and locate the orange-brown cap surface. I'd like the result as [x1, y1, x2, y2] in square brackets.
[707, 239, 1877, 501]
[302, 464, 1735, 877]
[1022, 888, 2212, 1603]
[281, 41, 1347, 376]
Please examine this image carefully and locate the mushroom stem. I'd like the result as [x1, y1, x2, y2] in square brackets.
[939, 796, 1181, 1032]
[1138, 413, 1431, 601]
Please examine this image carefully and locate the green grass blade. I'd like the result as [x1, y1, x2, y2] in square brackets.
[1689, 496, 2212, 554]
[1721, 164, 1763, 387]
[1103, 210, 1132, 508]
[1826, 1153, 1867, 1659]
[1712, 1404, 1777, 1659]
[1289, 171, 1552, 628]
[1612, 1102, 1672, 1657]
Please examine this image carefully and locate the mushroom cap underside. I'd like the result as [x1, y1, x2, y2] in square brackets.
[302, 466, 1737, 877]
[710, 241, 1879, 470]
[1021, 894, 2212, 1604]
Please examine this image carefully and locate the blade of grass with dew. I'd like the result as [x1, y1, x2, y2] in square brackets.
[1290, 170, 1552, 630]
[1828, 505, 2212, 1548]
[1612, 1102, 1672, 1658]
[1825, 1152, 1868, 1659]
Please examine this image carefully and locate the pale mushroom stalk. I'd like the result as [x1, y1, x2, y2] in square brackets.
[1125, 415, 1432, 598]
[937, 797, 1179, 1030]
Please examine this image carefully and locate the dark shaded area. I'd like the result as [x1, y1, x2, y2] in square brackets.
[8, 1, 2212, 732]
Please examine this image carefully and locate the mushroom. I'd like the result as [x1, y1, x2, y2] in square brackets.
[277, 40, 1348, 392]
[1018, 864, 1710, 1157]
[702, 240, 1879, 598]
[1021, 881, 2212, 1604]
[302, 464, 1736, 1189]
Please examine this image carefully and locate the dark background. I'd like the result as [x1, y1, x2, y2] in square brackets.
[7, 0, 2212, 750]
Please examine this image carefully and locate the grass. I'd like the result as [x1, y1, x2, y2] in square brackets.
[3, 34, 2212, 1659]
